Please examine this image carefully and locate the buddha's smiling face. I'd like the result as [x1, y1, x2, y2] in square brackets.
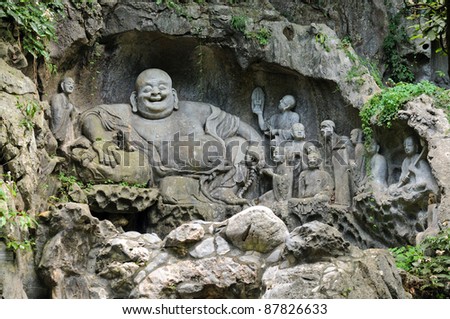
[134, 69, 177, 119]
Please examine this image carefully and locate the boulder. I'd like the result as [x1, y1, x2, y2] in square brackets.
[225, 206, 288, 253]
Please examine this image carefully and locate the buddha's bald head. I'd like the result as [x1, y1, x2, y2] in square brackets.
[131, 68, 178, 120]
[135, 69, 172, 91]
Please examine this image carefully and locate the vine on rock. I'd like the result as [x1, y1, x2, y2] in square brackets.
[360, 81, 450, 145]
[0, 0, 64, 62]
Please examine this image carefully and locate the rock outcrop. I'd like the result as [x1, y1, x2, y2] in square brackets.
[36, 203, 405, 299]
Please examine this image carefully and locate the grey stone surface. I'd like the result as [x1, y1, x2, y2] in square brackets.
[225, 206, 289, 253]
[84, 185, 159, 213]
[190, 237, 215, 259]
[398, 95, 450, 228]
[0, 59, 36, 95]
[262, 248, 407, 299]
[286, 221, 350, 263]
[131, 256, 260, 299]
[3, 0, 449, 300]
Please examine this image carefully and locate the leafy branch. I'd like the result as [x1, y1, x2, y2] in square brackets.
[0, 0, 65, 61]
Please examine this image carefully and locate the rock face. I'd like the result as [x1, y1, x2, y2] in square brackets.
[85, 185, 159, 214]
[2, 0, 450, 300]
[35, 205, 406, 299]
[263, 247, 406, 299]
[286, 221, 350, 262]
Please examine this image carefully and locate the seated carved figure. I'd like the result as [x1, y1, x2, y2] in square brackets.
[297, 151, 333, 202]
[77, 68, 262, 202]
[389, 136, 438, 198]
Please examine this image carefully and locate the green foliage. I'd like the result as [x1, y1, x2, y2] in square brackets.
[231, 15, 248, 33]
[339, 36, 358, 62]
[315, 32, 330, 52]
[339, 36, 383, 88]
[0, 179, 37, 252]
[407, 0, 447, 54]
[0, 175, 17, 198]
[383, 12, 415, 83]
[16, 99, 42, 131]
[230, 14, 271, 46]
[390, 228, 450, 298]
[346, 65, 366, 89]
[0, 0, 64, 60]
[156, 0, 187, 16]
[360, 81, 447, 144]
[0, 208, 37, 251]
[253, 27, 271, 46]
[119, 181, 147, 188]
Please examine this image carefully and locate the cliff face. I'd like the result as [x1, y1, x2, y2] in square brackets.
[0, 0, 448, 299]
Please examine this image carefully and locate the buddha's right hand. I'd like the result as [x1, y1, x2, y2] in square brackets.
[92, 140, 121, 168]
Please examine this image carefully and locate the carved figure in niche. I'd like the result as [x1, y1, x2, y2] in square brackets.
[0, 41, 28, 69]
[284, 123, 307, 197]
[80, 69, 262, 196]
[50, 77, 79, 155]
[389, 136, 438, 198]
[362, 138, 388, 195]
[258, 147, 294, 204]
[202, 144, 262, 205]
[349, 128, 365, 191]
[297, 151, 333, 202]
[252, 90, 300, 141]
[320, 120, 352, 206]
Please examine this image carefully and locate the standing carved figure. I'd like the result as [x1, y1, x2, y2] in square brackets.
[349, 128, 365, 191]
[50, 77, 78, 155]
[320, 120, 353, 206]
[364, 138, 388, 194]
[252, 90, 300, 142]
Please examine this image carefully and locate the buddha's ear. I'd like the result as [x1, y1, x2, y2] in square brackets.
[130, 91, 138, 113]
[172, 88, 179, 110]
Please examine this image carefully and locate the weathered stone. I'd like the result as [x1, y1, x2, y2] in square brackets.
[84, 185, 158, 213]
[130, 256, 260, 298]
[262, 248, 406, 299]
[215, 235, 231, 255]
[225, 206, 288, 253]
[286, 221, 350, 263]
[0, 59, 36, 95]
[190, 237, 215, 259]
[37, 203, 120, 298]
[399, 95, 450, 231]
[164, 223, 206, 256]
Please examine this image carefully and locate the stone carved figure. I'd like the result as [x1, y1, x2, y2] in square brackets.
[349, 128, 365, 191]
[79, 69, 262, 199]
[285, 123, 307, 197]
[320, 120, 352, 206]
[252, 92, 300, 142]
[364, 138, 388, 195]
[50, 77, 79, 155]
[389, 136, 438, 198]
[203, 144, 262, 205]
[259, 147, 294, 204]
[0, 41, 28, 69]
[297, 151, 333, 202]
